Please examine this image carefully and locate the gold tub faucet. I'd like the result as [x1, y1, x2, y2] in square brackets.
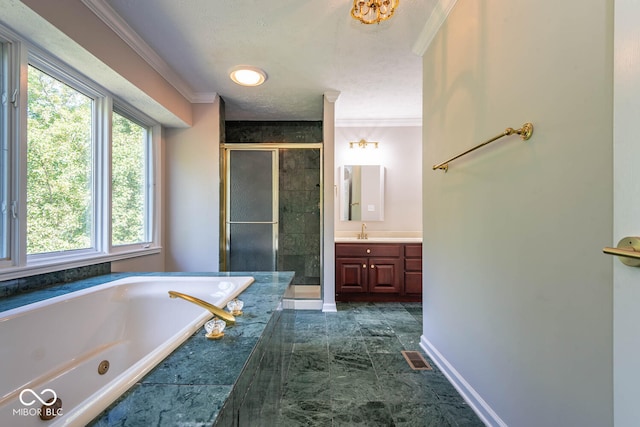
[168, 291, 236, 325]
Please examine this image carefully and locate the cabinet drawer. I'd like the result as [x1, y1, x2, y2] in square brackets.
[335, 243, 401, 258]
[405, 244, 422, 258]
[405, 258, 422, 272]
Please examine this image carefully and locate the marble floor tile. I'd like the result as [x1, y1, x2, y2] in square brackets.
[363, 336, 406, 354]
[282, 372, 331, 401]
[288, 350, 329, 372]
[329, 351, 375, 374]
[331, 400, 396, 427]
[278, 399, 333, 427]
[276, 302, 484, 426]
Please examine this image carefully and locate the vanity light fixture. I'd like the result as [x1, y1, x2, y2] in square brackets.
[229, 66, 267, 86]
[351, 0, 399, 25]
[349, 139, 379, 149]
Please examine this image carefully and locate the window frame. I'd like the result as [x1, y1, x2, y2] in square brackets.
[0, 28, 21, 270]
[26, 57, 102, 260]
[0, 27, 161, 281]
[109, 103, 156, 253]
[0, 36, 10, 264]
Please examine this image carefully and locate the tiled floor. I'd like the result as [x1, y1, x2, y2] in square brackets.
[278, 302, 485, 426]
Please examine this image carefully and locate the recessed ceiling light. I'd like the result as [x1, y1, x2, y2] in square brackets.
[229, 66, 267, 87]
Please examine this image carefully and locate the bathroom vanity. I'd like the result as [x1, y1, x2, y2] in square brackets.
[335, 240, 422, 302]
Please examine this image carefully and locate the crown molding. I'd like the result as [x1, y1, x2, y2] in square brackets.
[81, 0, 202, 103]
[324, 90, 341, 103]
[335, 117, 422, 128]
[192, 92, 219, 104]
[411, 0, 458, 56]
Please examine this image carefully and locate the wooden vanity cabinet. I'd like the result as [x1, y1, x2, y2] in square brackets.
[335, 242, 422, 302]
[404, 244, 423, 296]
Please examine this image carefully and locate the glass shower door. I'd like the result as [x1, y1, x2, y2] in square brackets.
[226, 150, 278, 271]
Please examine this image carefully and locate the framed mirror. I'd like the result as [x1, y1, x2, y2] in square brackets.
[339, 165, 385, 221]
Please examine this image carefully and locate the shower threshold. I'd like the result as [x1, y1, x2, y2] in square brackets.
[283, 285, 322, 310]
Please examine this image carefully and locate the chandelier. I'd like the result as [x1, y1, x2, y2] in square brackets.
[350, 0, 399, 25]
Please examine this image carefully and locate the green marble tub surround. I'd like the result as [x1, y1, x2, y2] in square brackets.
[0, 271, 294, 427]
[0, 262, 112, 299]
[89, 271, 294, 427]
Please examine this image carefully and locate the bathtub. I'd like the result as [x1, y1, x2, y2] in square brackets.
[0, 275, 255, 426]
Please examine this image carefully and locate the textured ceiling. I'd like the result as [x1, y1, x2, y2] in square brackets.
[101, 0, 437, 122]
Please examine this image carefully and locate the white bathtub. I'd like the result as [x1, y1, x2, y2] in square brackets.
[0, 275, 254, 426]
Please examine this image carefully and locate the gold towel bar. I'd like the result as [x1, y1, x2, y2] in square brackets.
[432, 123, 534, 172]
[603, 237, 640, 267]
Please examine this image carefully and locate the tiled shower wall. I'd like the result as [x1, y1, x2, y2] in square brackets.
[279, 149, 321, 285]
[225, 121, 322, 286]
[225, 121, 322, 143]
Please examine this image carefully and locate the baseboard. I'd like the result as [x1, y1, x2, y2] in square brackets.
[322, 302, 337, 312]
[420, 335, 506, 427]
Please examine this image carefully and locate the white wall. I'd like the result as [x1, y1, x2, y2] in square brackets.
[164, 101, 222, 271]
[323, 94, 337, 312]
[335, 126, 422, 234]
[613, 1, 640, 425]
[422, 1, 613, 426]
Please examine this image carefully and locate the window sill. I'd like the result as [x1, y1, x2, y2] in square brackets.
[0, 246, 162, 282]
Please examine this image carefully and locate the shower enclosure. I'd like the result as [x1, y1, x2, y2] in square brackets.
[221, 144, 323, 297]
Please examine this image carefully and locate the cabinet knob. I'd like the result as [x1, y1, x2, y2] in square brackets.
[370, 264, 375, 269]
[362, 264, 367, 268]
[366, 248, 371, 254]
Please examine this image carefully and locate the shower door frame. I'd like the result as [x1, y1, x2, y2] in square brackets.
[221, 147, 279, 272]
[220, 143, 324, 288]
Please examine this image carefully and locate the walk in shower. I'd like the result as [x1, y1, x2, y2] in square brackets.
[221, 143, 323, 301]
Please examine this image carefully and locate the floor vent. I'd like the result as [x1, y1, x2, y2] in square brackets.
[402, 350, 433, 370]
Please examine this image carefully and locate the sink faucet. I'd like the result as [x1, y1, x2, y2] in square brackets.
[168, 291, 236, 325]
[358, 223, 368, 240]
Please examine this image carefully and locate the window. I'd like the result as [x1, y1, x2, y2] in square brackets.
[111, 111, 150, 247]
[0, 39, 9, 261]
[0, 26, 159, 280]
[26, 65, 94, 255]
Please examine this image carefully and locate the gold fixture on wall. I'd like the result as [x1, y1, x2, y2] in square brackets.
[432, 122, 534, 172]
[349, 139, 379, 149]
[603, 237, 640, 267]
[350, 0, 399, 24]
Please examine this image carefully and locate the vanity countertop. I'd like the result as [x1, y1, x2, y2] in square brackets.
[335, 236, 422, 243]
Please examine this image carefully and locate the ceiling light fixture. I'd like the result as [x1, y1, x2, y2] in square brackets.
[350, 0, 399, 25]
[229, 66, 267, 87]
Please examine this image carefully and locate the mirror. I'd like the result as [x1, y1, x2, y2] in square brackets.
[339, 165, 385, 221]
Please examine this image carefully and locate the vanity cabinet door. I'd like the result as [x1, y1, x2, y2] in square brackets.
[368, 257, 402, 293]
[336, 257, 368, 293]
[404, 244, 423, 296]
